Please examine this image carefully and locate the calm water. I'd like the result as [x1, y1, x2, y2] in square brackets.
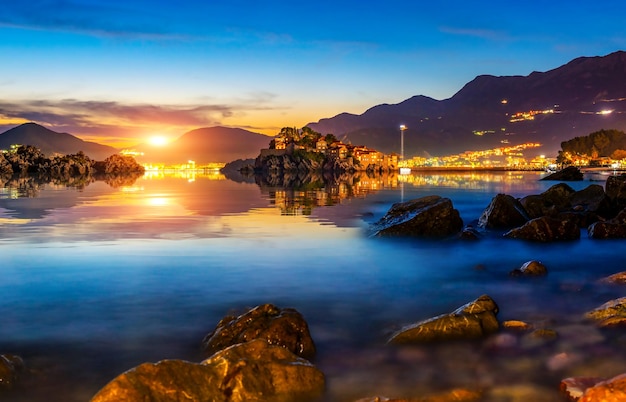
[1, 171, 626, 401]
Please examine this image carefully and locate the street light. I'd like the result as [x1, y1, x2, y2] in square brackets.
[399, 124, 407, 161]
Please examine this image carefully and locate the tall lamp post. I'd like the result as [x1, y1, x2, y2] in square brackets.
[399, 124, 406, 162]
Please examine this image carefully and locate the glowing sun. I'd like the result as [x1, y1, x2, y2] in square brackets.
[148, 136, 168, 147]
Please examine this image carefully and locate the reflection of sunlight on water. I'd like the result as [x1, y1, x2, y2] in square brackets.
[147, 196, 170, 207]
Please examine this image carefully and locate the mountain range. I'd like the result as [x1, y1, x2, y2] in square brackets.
[3, 51, 626, 162]
[308, 50, 626, 157]
[0, 123, 118, 161]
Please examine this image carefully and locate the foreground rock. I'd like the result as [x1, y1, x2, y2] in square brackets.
[504, 216, 580, 242]
[91, 339, 325, 402]
[588, 207, 626, 239]
[561, 373, 626, 402]
[371, 195, 463, 238]
[605, 174, 626, 212]
[202, 303, 316, 360]
[387, 295, 499, 344]
[585, 297, 626, 327]
[478, 193, 528, 229]
[541, 166, 583, 181]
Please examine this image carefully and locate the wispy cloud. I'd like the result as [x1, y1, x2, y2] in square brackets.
[439, 26, 510, 41]
[0, 97, 281, 146]
[0, 1, 193, 41]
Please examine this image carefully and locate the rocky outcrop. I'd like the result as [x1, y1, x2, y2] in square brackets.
[541, 166, 583, 181]
[371, 195, 463, 238]
[520, 183, 576, 219]
[91, 339, 325, 402]
[478, 193, 528, 229]
[202, 304, 316, 360]
[94, 154, 145, 175]
[355, 388, 483, 402]
[387, 295, 499, 344]
[0, 152, 13, 176]
[585, 297, 626, 327]
[504, 216, 580, 242]
[254, 152, 357, 175]
[509, 260, 548, 276]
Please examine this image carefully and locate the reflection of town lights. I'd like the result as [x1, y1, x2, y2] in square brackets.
[599, 110, 614, 115]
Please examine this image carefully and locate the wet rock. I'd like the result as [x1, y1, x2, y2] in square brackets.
[579, 373, 626, 402]
[570, 184, 611, 217]
[588, 221, 626, 239]
[371, 195, 463, 238]
[477, 193, 528, 229]
[0, 354, 24, 391]
[585, 297, 626, 327]
[519, 183, 576, 219]
[509, 260, 548, 276]
[202, 303, 316, 360]
[91, 339, 325, 402]
[504, 216, 580, 242]
[605, 174, 626, 211]
[560, 377, 604, 401]
[598, 271, 626, 284]
[458, 226, 480, 240]
[94, 154, 145, 175]
[541, 166, 583, 181]
[387, 295, 499, 344]
[502, 320, 532, 331]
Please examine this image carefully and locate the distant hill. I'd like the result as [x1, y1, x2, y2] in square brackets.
[308, 50, 626, 157]
[0, 122, 118, 160]
[135, 126, 271, 164]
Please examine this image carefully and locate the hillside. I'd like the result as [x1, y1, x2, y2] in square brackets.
[308, 51, 626, 157]
[135, 126, 271, 164]
[0, 123, 118, 160]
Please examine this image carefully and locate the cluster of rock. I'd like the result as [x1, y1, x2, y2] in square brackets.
[91, 304, 324, 402]
[372, 171, 626, 241]
[0, 145, 145, 187]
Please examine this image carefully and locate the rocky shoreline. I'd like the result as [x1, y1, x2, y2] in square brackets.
[0, 145, 145, 187]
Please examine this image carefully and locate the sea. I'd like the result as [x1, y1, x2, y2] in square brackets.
[1, 169, 626, 401]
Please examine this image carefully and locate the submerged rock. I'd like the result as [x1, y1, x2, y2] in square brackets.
[91, 339, 325, 402]
[478, 193, 528, 229]
[202, 303, 316, 360]
[504, 216, 580, 242]
[371, 195, 463, 238]
[585, 297, 626, 327]
[598, 271, 626, 284]
[387, 295, 499, 344]
[541, 166, 583, 181]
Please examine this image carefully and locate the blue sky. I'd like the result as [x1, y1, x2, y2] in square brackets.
[1, 0, 626, 147]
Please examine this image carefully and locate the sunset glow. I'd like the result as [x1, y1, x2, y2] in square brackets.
[0, 2, 624, 146]
[149, 136, 169, 147]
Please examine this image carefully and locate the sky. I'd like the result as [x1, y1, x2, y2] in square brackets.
[1, 0, 626, 148]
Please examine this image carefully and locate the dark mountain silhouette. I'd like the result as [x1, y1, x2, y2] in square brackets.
[0, 122, 118, 160]
[135, 126, 271, 163]
[308, 50, 626, 157]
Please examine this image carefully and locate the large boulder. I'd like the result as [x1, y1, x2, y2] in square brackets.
[91, 339, 325, 402]
[585, 297, 626, 327]
[588, 221, 626, 239]
[570, 185, 611, 215]
[504, 216, 580, 242]
[202, 304, 316, 360]
[371, 195, 463, 238]
[519, 183, 575, 219]
[387, 295, 499, 344]
[478, 193, 528, 229]
[541, 166, 583, 181]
